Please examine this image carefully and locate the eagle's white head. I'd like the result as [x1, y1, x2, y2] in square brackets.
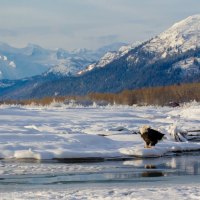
[139, 125, 151, 135]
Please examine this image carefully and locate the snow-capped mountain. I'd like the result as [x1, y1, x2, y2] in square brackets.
[143, 15, 200, 57]
[1, 15, 200, 100]
[78, 42, 140, 75]
[125, 14, 200, 78]
[0, 42, 126, 80]
[0, 43, 54, 80]
[79, 15, 200, 76]
[45, 43, 127, 77]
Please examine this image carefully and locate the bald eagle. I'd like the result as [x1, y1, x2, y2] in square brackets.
[139, 125, 165, 148]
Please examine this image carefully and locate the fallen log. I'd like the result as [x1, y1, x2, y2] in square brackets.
[187, 130, 200, 133]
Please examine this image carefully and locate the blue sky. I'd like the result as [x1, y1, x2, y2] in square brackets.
[0, 0, 199, 50]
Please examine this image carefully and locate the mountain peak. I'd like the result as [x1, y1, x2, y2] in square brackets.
[144, 14, 200, 56]
[174, 14, 200, 25]
[168, 14, 200, 33]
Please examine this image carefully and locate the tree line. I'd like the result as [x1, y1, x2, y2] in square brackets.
[1, 82, 200, 106]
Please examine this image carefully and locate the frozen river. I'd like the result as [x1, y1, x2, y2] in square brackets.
[0, 153, 200, 199]
[0, 153, 200, 187]
[0, 103, 200, 199]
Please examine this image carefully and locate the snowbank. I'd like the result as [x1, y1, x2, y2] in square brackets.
[1, 183, 200, 200]
[0, 104, 200, 160]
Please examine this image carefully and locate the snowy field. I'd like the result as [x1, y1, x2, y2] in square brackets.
[0, 102, 200, 160]
[1, 182, 200, 200]
[0, 102, 200, 199]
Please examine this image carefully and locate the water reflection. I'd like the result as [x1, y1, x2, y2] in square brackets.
[0, 153, 200, 185]
[141, 171, 164, 177]
[123, 153, 200, 176]
[145, 165, 157, 169]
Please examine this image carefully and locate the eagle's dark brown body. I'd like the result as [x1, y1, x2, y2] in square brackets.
[139, 126, 165, 148]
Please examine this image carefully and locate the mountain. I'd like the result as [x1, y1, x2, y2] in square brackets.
[1, 15, 200, 100]
[78, 42, 140, 75]
[144, 15, 200, 56]
[0, 42, 126, 80]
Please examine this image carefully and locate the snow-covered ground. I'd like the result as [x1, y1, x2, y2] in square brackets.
[0, 103, 200, 199]
[1, 183, 200, 200]
[0, 102, 200, 160]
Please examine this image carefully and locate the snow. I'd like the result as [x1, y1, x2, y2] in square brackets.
[0, 42, 124, 79]
[174, 57, 196, 69]
[78, 51, 120, 74]
[144, 15, 200, 56]
[9, 61, 16, 68]
[94, 51, 119, 67]
[78, 42, 141, 75]
[0, 103, 200, 199]
[172, 57, 200, 77]
[45, 64, 72, 76]
[0, 82, 14, 88]
[1, 182, 200, 200]
[3, 55, 7, 61]
[79, 15, 200, 76]
[0, 103, 200, 160]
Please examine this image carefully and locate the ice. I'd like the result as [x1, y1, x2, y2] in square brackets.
[1, 184, 200, 200]
[0, 103, 200, 160]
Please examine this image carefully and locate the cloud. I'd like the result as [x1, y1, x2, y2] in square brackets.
[0, 0, 200, 50]
[0, 29, 18, 37]
[96, 35, 119, 43]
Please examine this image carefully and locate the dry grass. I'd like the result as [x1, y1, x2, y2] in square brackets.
[1, 82, 200, 106]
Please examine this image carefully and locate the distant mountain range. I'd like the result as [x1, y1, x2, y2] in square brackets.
[0, 42, 127, 80]
[0, 15, 200, 100]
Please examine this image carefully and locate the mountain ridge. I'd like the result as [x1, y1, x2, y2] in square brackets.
[0, 42, 126, 80]
[0, 15, 200, 100]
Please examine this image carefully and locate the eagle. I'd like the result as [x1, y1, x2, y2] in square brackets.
[139, 125, 165, 148]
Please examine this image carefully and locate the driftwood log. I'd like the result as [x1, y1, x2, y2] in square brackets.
[98, 127, 200, 142]
[185, 129, 200, 142]
[187, 130, 200, 133]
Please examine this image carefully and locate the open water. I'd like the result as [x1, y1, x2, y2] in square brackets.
[0, 152, 200, 192]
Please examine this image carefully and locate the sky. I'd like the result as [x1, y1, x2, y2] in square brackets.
[0, 0, 200, 50]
